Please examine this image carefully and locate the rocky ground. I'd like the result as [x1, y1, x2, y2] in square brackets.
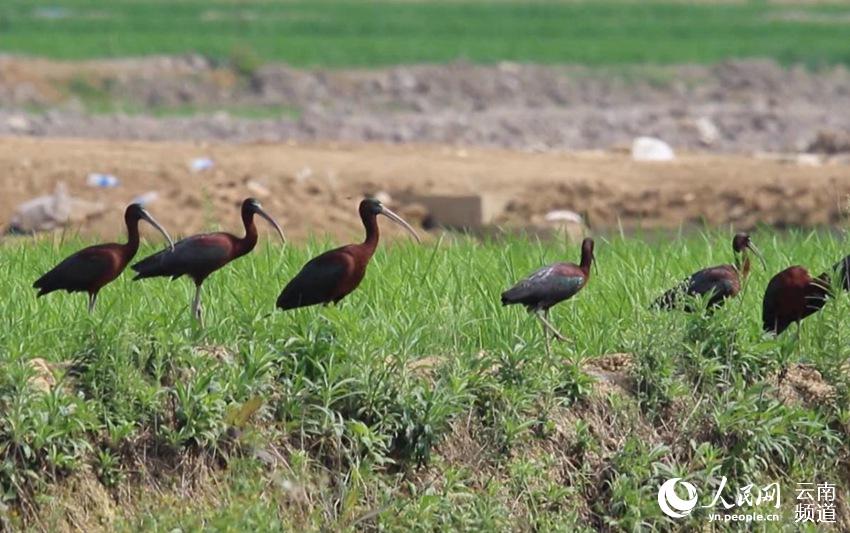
[1, 55, 849, 154]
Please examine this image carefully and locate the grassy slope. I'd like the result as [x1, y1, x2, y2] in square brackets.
[0, 1, 849, 67]
[1, 230, 849, 529]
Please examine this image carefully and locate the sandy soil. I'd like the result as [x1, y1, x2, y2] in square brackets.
[1, 136, 849, 242]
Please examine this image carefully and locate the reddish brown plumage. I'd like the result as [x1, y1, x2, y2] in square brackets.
[277, 198, 420, 310]
[33, 204, 173, 312]
[653, 232, 763, 311]
[132, 198, 284, 322]
[762, 266, 829, 335]
[500, 238, 594, 312]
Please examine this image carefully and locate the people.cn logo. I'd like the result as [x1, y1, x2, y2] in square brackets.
[658, 478, 699, 518]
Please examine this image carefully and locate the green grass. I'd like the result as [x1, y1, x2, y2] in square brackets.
[2, 228, 850, 529]
[1, 1, 850, 67]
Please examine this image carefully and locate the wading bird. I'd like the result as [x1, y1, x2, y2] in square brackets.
[33, 203, 174, 312]
[277, 198, 420, 311]
[762, 266, 830, 336]
[501, 237, 595, 353]
[653, 232, 765, 311]
[132, 198, 285, 324]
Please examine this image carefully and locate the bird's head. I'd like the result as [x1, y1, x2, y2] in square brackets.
[242, 198, 286, 243]
[126, 203, 175, 251]
[732, 232, 766, 269]
[360, 198, 421, 243]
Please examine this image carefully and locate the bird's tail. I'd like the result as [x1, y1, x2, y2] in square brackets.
[131, 251, 169, 280]
[32, 272, 58, 297]
[650, 289, 678, 311]
[500, 286, 528, 306]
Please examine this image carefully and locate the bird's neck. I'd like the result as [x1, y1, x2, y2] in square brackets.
[579, 248, 592, 277]
[362, 213, 379, 252]
[237, 214, 259, 256]
[123, 217, 141, 258]
[735, 252, 751, 278]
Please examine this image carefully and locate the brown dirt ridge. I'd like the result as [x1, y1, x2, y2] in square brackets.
[1, 137, 849, 242]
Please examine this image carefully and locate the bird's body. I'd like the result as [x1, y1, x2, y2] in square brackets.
[277, 244, 369, 309]
[500, 262, 588, 312]
[762, 266, 829, 335]
[132, 198, 285, 323]
[277, 198, 420, 311]
[501, 238, 594, 348]
[33, 204, 173, 312]
[133, 231, 254, 285]
[653, 233, 763, 312]
[35, 243, 130, 297]
[654, 264, 741, 311]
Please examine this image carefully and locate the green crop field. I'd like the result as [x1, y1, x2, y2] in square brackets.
[1, 230, 849, 529]
[1, 1, 850, 67]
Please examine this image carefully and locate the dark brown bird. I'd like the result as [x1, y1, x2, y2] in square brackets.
[33, 204, 173, 312]
[501, 237, 594, 352]
[132, 198, 284, 324]
[653, 232, 765, 311]
[277, 198, 420, 311]
[763, 266, 830, 335]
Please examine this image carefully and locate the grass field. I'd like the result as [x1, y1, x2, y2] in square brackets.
[2, 1, 850, 67]
[2, 229, 849, 529]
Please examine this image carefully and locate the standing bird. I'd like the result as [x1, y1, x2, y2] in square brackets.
[762, 266, 830, 336]
[277, 198, 420, 310]
[33, 203, 174, 312]
[132, 198, 285, 324]
[653, 233, 766, 311]
[501, 237, 595, 353]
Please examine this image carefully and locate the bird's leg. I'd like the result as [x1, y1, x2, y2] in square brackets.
[540, 317, 552, 356]
[537, 310, 568, 342]
[87, 292, 97, 314]
[192, 284, 204, 326]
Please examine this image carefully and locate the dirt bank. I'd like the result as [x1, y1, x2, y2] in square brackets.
[1, 137, 849, 242]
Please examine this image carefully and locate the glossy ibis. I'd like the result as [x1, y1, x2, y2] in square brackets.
[33, 203, 174, 312]
[762, 266, 830, 336]
[501, 237, 595, 352]
[132, 198, 284, 324]
[276, 198, 420, 311]
[653, 232, 766, 311]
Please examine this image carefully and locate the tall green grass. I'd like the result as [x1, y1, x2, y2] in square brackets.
[1, 229, 849, 529]
[1, 1, 850, 67]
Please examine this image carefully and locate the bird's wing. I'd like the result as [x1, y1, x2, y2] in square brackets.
[502, 264, 584, 307]
[133, 234, 233, 278]
[277, 251, 353, 309]
[653, 265, 737, 310]
[686, 266, 737, 301]
[34, 246, 116, 293]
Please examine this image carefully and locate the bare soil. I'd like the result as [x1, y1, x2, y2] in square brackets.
[1, 137, 849, 241]
[2, 56, 850, 154]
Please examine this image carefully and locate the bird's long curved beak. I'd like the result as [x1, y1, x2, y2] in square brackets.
[255, 206, 286, 243]
[140, 210, 175, 251]
[747, 241, 767, 269]
[379, 206, 421, 243]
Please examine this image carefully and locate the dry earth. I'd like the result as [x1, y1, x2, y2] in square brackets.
[1, 136, 849, 242]
[2, 56, 850, 154]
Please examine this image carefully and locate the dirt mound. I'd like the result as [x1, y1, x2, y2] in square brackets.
[776, 364, 837, 406]
[583, 353, 634, 396]
[2, 56, 850, 153]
